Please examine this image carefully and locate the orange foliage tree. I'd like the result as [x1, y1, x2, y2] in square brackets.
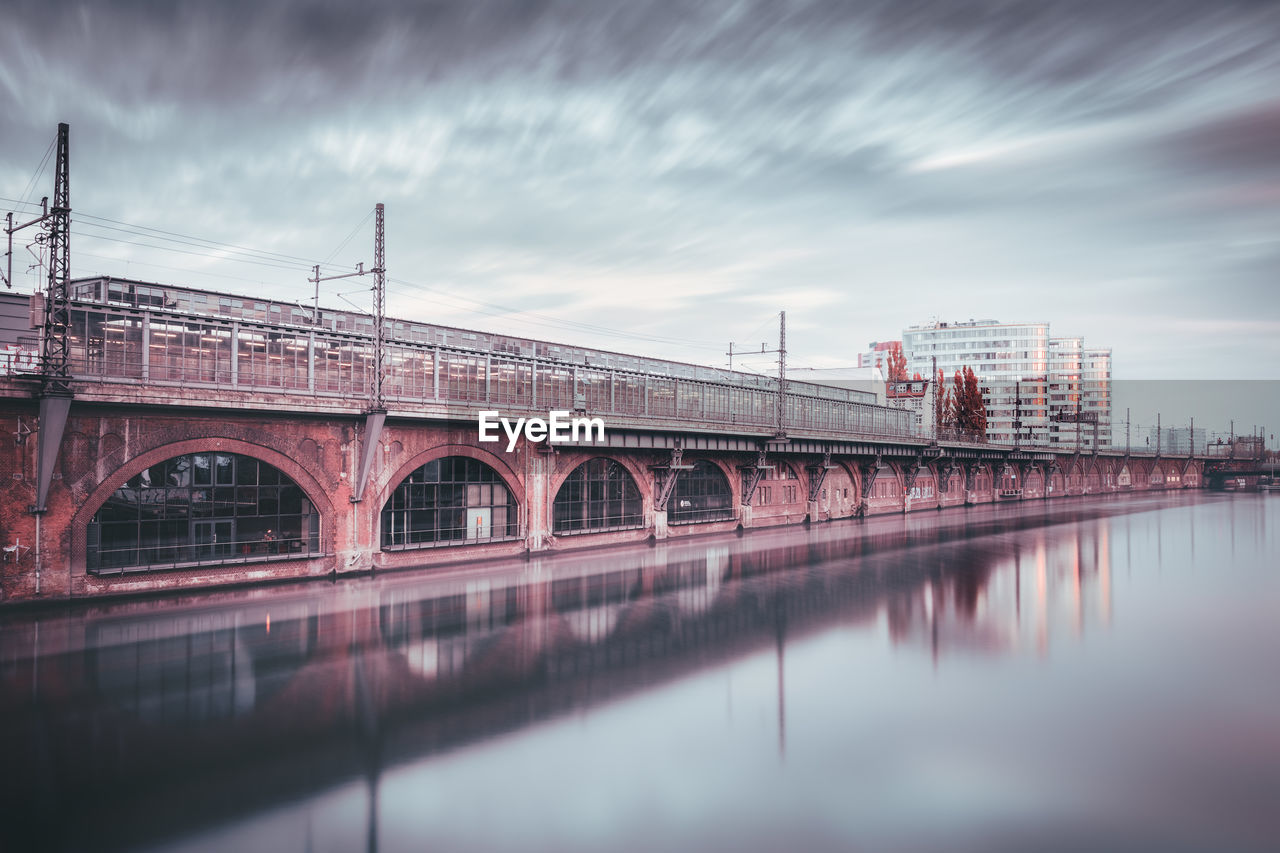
[885, 342, 908, 382]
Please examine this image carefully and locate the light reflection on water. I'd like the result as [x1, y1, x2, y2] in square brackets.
[1, 493, 1277, 852]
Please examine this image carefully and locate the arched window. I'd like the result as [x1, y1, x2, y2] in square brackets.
[553, 458, 643, 533]
[670, 460, 734, 524]
[382, 456, 518, 548]
[87, 453, 319, 574]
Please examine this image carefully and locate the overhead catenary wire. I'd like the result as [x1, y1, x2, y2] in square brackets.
[324, 209, 375, 265]
[16, 137, 56, 211]
[3, 194, 735, 353]
[71, 228, 313, 275]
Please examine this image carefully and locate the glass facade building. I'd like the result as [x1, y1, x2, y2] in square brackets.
[903, 320, 1051, 444]
[903, 320, 1111, 447]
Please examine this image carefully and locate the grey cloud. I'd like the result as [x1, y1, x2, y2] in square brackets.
[1160, 99, 1280, 176]
[2, 1, 1279, 377]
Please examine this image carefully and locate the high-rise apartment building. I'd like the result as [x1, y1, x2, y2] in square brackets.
[902, 320, 1050, 444]
[901, 320, 1110, 447]
[1081, 347, 1113, 448]
[1048, 337, 1083, 448]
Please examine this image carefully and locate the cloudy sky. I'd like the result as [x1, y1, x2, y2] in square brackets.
[2, 0, 1278, 380]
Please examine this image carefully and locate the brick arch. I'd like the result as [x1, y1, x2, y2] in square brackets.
[70, 437, 338, 570]
[374, 444, 527, 521]
[865, 460, 903, 502]
[835, 459, 863, 497]
[815, 460, 857, 515]
[1085, 461, 1102, 493]
[548, 452, 653, 506]
[683, 456, 741, 508]
[1067, 460, 1084, 493]
[907, 463, 937, 490]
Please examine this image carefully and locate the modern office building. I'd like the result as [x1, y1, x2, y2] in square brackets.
[902, 320, 1050, 444]
[901, 320, 1110, 447]
[1081, 347, 1113, 449]
[1048, 337, 1083, 449]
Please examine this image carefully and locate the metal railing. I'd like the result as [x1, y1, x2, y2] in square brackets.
[55, 297, 916, 440]
[88, 536, 315, 575]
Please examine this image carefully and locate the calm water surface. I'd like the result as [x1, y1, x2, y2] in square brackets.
[2, 493, 1277, 852]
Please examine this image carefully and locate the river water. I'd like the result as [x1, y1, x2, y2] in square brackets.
[1, 492, 1276, 852]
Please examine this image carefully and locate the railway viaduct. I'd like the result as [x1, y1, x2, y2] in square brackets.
[0, 278, 1204, 602]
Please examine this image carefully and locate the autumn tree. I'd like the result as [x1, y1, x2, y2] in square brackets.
[885, 342, 908, 382]
[933, 367, 949, 432]
[949, 366, 988, 436]
[963, 367, 988, 434]
[949, 370, 964, 428]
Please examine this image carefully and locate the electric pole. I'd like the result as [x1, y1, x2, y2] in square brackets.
[734, 312, 787, 439]
[372, 202, 386, 412]
[932, 355, 938, 442]
[308, 262, 365, 324]
[41, 122, 72, 396]
[1013, 379, 1022, 450]
[28, 123, 74, 523]
[352, 202, 387, 505]
[777, 310, 786, 438]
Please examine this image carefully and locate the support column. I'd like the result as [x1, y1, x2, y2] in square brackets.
[902, 456, 922, 513]
[141, 313, 150, 381]
[433, 348, 441, 400]
[806, 449, 833, 522]
[351, 411, 386, 503]
[651, 446, 689, 540]
[33, 393, 71, 513]
[964, 462, 979, 505]
[525, 447, 553, 551]
[231, 321, 240, 387]
[652, 508, 669, 540]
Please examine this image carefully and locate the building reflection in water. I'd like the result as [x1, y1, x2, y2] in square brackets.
[0, 494, 1230, 852]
